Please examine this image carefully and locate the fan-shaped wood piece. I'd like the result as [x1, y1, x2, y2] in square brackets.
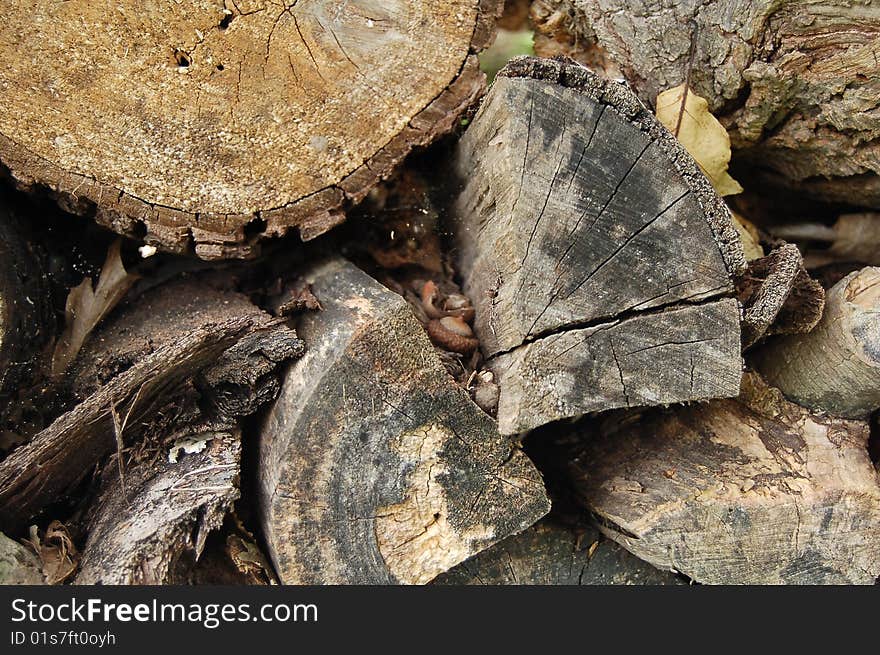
[257, 258, 550, 584]
[0, 1, 501, 258]
[451, 57, 745, 434]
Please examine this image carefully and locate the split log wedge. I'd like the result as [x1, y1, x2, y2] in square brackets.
[569, 372, 880, 585]
[451, 56, 745, 434]
[257, 258, 550, 584]
[0, 1, 502, 258]
[753, 267, 880, 419]
[434, 519, 682, 585]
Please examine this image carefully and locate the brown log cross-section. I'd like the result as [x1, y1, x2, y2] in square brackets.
[0, 1, 502, 258]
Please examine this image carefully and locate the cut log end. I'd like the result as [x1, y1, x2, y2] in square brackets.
[0, 1, 503, 258]
[257, 258, 549, 584]
[753, 266, 880, 419]
[450, 56, 745, 434]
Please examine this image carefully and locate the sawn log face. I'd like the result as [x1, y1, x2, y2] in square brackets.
[451, 57, 744, 434]
[257, 258, 550, 584]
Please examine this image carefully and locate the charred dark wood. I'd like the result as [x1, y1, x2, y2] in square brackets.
[0, 201, 53, 405]
[0, 278, 302, 532]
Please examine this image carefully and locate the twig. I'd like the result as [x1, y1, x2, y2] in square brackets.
[109, 382, 147, 498]
[674, 20, 700, 138]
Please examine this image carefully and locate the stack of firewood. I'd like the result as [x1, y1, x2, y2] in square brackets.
[0, 0, 877, 585]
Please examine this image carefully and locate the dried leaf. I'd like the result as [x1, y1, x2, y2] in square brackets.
[24, 521, 78, 584]
[51, 240, 138, 376]
[732, 212, 765, 261]
[227, 535, 277, 585]
[656, 84, 743, 196]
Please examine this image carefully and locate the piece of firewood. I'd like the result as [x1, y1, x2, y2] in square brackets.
[737, 243, 824, 348]
[257, 257, 550, 584]
[75, 425, 241, 585]
[569, 372, 880, 585]
[531, 1, 880, 207]
[0, 1, 502, 259]
[753, 267, 880, 419]
[0, 278, 302, 532]
[434, 519, 683, 585]
[0, 200, 53, 403]
[450, 56, 744, 434]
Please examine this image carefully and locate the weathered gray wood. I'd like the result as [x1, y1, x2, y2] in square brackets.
[753, 267, 880, 418]
[0, 278, 302, 532]
[531, 1, 880, 207]
[451, 56, 744, 434]
[257, 257, 550, 584]
[492, 299, 741, 434]
[569, 372, 880, 585]
[75, 425, 240, 585]
[434, 519, 683, 585]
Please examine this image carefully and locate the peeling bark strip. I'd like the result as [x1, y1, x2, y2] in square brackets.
[0, 1, 503, 259]
[570, 373, 880, 585]
[532, 1, 880, 207]
[753, 267, 880, 419]
[434, 519, 683, 585]
[451, 56, 744, 434]
[76, 428, 241, 585]
[257, 258, 549, 584]
[0, 278, 303, 532]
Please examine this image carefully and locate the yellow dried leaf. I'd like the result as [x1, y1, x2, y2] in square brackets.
[732, 212, 765, 261]
[656, 84, 743, 196]
[51, 240, 138, 376]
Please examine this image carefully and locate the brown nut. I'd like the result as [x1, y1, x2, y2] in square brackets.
[426, 316, 479, 355]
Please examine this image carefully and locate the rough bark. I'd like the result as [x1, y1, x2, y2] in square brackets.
[531, 0, 880, 207]
[0, 1, 503, 259]
[257, 257, 550, 584]
[0, 278, 302, 532]
[753, 266, 880, 418]
[451, 56, 744, 434]
[0, 200, 53, 403]
[75, 426, 241, 585]
[570, 372, 880, 585]
[434, 519, 683, 585]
